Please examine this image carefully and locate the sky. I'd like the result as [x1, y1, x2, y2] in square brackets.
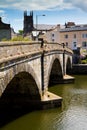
[0, 0, 87, 32]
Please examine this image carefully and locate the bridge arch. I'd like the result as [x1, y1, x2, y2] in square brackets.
[47, 56, 63, 86]
[3, 62, 41, 93]
[66, 57, 72, 74]
[0, 62, 41, 108]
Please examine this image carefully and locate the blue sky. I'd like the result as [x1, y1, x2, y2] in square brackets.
[0, 0, 87, 32]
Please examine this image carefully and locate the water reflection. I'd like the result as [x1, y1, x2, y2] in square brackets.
[54, 106, 87, 130]
[1, 75, 87, 130]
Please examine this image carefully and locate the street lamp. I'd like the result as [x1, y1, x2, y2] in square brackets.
[36, 14, 45, 40]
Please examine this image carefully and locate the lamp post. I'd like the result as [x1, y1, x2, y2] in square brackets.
[36, 14, 45, 40]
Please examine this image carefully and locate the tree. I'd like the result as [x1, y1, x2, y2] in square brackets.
[18, 30, 23, 35]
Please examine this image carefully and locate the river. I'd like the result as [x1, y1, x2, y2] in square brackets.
[1, 75, 87, 130]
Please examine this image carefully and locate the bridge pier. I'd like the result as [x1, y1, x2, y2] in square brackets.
[41, 91, 62, 109]
[62, 43, 75, 83]
[39, 38, 63, 108]
[0, 72, 5, 96]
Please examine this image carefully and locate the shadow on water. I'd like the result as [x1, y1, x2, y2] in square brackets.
[0, 72, 42, 127]
[0, 101, 42, 128]
[0, 106, 32, 127]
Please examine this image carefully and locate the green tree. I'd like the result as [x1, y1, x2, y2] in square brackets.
[18, 30, 23, 35]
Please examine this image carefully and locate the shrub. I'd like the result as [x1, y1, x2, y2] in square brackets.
[1, 38, 9, 41]
[1, 36, 31, 42]
[81, 59, 87, 64]
[11, 36, 31, 41]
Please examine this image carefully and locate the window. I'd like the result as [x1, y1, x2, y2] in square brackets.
[52, 39, 54, 42]
[74, 34, 76, 38]
[72, 42, 77, 50]
[82, 34, 87, 38]
[65, 34, 68, 39]
[73, 42, 76, 47]
[82, 42, 87, 47]
[82, 34, 84, 38]
[66, 42, 68, 47]
[52, 33, 54, 37]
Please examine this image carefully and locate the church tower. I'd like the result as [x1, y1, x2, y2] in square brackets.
[23, 10, 34, 35]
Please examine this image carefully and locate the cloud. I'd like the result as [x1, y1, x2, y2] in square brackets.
[64, 0, 87, 12]
[0, 10, 5, 13]
[0, 0, 87, 12]
[11, 0, 64, 10]
[74, 1, 87, 12]
[0, 10, 7, 19]
[0, 0, 72, 10]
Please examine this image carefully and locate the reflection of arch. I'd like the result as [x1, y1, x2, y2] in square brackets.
[48, 58, 63, 86]
[66, 57, 72, 74]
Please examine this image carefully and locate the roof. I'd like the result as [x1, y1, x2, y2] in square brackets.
[34, 24, 56, 31]
[0, 17, 10, 29]
[60, 25, 87, 32]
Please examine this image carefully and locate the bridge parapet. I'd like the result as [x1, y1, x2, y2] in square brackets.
[0, 41, 42, 65]
[0, 41, 73, 61]
[43, 42, 63, 52]
[64, 46, 73, 54]
[43, 42, 73, 54]
[0, 40, 73, 70]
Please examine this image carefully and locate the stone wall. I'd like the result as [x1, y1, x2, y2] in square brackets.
[0, 41, 42, 65]
[72, 64, 87, 74]
[0, 29, 11, 41]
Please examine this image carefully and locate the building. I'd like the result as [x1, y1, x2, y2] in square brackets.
[60, 22, 87, 49]
[23, 11, 34, 36]
[60, 22, 87, 56]
[0, 17, 11, 41]
[23, 10, 87, 55]
[33, 24, 56, 40]
[43, 22, 87, 51]
[23, 11, 56, 39]
[42, 24, 64, 43]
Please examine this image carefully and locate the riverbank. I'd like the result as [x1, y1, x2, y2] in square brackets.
[72, 64, 87, 74]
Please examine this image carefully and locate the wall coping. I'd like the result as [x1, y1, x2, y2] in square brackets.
[0, 41, 41, 46]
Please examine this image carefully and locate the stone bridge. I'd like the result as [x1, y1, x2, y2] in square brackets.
[0, 39, 73, 109]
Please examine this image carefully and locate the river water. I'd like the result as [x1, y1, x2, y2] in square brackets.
[1, 75, 87, 130]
